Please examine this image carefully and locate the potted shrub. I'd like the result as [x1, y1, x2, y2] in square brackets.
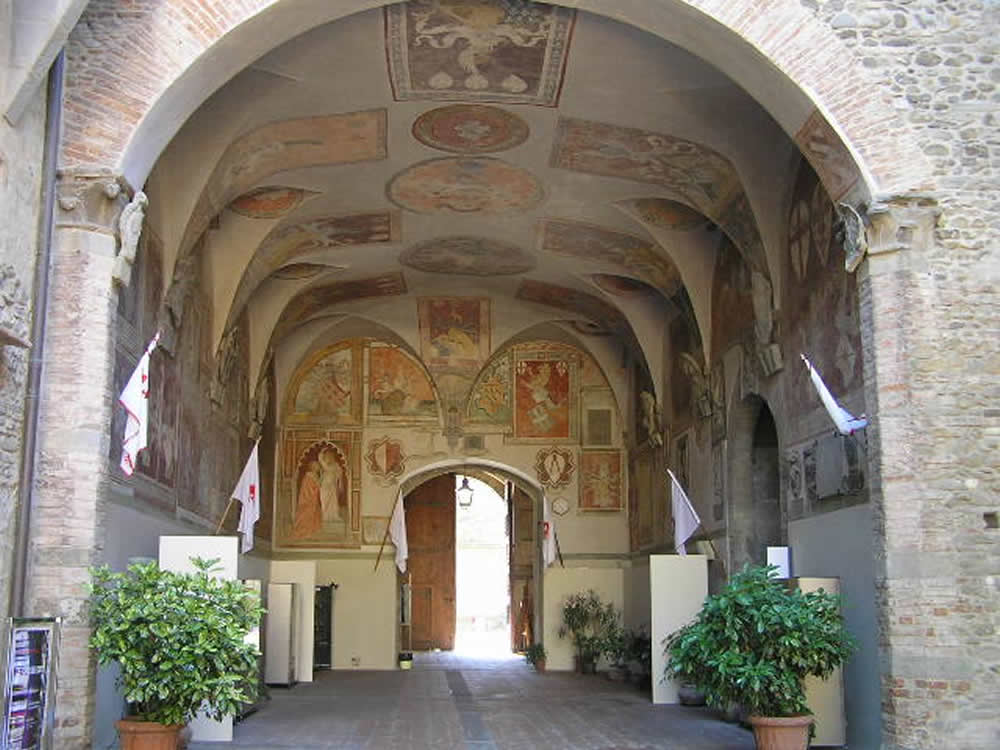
[89, 558, 264, 750]
[524, 643, 547, 672]
[558, 590, 619, 674]
[664, 564, 855, 750]
[602, 622, 628, 681]
[624, 627, 652, 690]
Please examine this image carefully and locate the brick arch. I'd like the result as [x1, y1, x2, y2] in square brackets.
[63, 0, 927, 202]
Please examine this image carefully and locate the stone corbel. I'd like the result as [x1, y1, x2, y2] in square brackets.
[847, 195, 940, 270]
[55, 169, 127, 233]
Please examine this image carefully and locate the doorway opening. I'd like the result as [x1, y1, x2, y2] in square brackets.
[454, 475, 511, 656]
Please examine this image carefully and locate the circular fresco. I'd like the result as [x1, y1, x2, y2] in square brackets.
[399, 236, 536, 276]
[229, 186, 309, 219]
[628, 198, 707, 231]
[413, 105, 530, 154]
[387, 157, 544, 215]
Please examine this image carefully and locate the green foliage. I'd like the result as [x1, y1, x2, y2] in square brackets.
[524, 642, 547, 667]
[624, 627, 652, 675]
[88, 557, 265, 727]
[558, 589, 621, 666]
[664, 564, 856, 718]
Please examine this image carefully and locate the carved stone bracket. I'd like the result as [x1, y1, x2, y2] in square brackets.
[844, 194, 940, 271]
[55, 169, 129, 233]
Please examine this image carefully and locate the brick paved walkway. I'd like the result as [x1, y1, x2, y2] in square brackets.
[188, 651, 754, 749]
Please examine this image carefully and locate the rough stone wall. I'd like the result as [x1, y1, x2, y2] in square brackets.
[0, 87, 45, 672]
[803, 3, 1000, 748]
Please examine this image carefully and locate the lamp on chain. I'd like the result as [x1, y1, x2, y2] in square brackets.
[457, 475, 474, 509]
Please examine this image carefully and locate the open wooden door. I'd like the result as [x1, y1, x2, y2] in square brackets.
[406, 474, 456, 651]
[509, 483, 535, 652]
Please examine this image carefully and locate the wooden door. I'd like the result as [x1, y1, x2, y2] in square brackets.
[406, 474, 456, 651]
[509, 484, 535, 651]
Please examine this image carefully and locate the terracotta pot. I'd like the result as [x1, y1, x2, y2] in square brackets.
[116, 719, 184, 750]
[534, 658, 546, 673]
[749, 715, 813, 750]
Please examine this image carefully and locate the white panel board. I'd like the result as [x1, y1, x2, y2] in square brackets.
[650, 554, 707, 704]
[271, 560, 317, 683]
[767, 546, 791, 578]
[158, 536, 239, 742]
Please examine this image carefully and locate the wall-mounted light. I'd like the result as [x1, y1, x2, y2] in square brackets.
[457, 476, 474, 508]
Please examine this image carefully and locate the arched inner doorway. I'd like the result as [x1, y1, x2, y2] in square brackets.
[727, 396, 784, 571]
[398, 461, 547, 660]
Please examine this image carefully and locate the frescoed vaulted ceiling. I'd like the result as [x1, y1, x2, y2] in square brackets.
[146, 0, 804, 400]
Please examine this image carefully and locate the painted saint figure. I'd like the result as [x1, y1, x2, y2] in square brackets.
[318, 446, 347, 524]
[292, 460, 323, 539]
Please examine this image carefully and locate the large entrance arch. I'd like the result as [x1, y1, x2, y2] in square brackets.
[16, 2, 989, 749]
[60, 0, 927, 202]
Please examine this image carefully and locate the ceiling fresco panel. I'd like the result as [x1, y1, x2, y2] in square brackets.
[280, 273, 408, 326]
[538, 218, 682, 298]
[385, 0, 575, 107]
[412, 104, 530, 153]
[550, 117, 741, 214]
[387, 156, 544, 214]
[228, 186, 318, 219]
[618, 198, 708, 232]
[187, 110, 387, 250]
[400, 235, 535, 275]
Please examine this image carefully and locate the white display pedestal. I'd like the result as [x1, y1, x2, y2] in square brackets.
[650, 554, 708, 704]
[158, 536, 239, 742]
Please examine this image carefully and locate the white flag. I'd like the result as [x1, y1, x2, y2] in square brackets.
[668, 469, 701, 556]
[233, 440, 261, 553]
[801, 354, 868, 435]
[389, 490, 408, 573]
[119, 333, 159, 476]
[541, 496, 558, 568]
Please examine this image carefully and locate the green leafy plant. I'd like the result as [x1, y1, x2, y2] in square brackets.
[524, 642, 547, 668]
[664, 564, 855, 718]
[89, 557, 265, 727]
[558, 589, 620, 672]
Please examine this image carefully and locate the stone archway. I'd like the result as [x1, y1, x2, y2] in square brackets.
[726, 393, 783, 572]
[59, 0, 927, 203]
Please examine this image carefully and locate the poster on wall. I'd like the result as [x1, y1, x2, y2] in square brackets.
[2, 618, 59, 750]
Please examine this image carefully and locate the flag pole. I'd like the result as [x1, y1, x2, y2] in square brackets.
[374, 491, 400, 572]
[215, 497, 235, 535]
[553, 526, 565, 568]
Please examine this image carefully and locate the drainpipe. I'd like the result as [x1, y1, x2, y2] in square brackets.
[10, 49, 64, 617]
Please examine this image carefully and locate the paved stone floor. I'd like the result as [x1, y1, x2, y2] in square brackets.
[188, 650, 754, 750]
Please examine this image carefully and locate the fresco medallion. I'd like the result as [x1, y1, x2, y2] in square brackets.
[387, 157, 544, 214]
[413, 105, 530, 154]
[400, 236, 535, 276]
